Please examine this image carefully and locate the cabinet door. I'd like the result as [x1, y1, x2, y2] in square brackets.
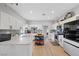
[0, 45, 11, 56]
[59, 35, 63, 47]
[17, 21, 23, 30]
[15, 18, 21, 30]
[0, 12, 10, 29]
[10, 16, 18, 30]
[15, 44, 32, 56]
[64, 41, 79, 56]
[11, 17, 21, 30]
[12, 17, 17, 30]
[0, 12, 25, 30]
[0, 44, 17, 56]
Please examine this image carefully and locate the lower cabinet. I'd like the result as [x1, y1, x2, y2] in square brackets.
[49, 33, 55, 42]
[0, 44, 32, 56]
[15, 44, 32, 56]
[63, 41, 79, 56]
[58, 35, 63, 47]
[0, 12, 25, 30]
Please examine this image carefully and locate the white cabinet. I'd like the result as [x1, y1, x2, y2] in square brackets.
[63, 38, 79, 56]
[11, 17, 18, 30]
[64, 41, 79, 56]
[58, 35, 63, 47]
[0, 44, 15, 56]
[17, 21, 25, 30]
[0, 12, 11, 29]
[8, 15, 22, 30]
[0, 12, 25, 30]
[0, 44, 32, 56]
[15, 44, 32, 56]
[11, 16, 24, 30]
[16, 21, 21, 30]
[49, 33, 55, 42]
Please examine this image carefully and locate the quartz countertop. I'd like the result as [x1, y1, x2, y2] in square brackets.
[0, 34, 32, 45]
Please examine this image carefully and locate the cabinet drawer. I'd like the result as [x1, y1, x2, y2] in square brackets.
[64, 41, 79, 56]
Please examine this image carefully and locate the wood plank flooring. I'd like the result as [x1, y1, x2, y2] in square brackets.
[32, 40, 68, 56]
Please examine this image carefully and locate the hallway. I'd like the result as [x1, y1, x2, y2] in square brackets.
[32, 40, 68, 56]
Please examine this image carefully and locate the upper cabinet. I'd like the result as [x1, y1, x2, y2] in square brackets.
[0, 12, 25, 30]
[0, 12, 10, 29]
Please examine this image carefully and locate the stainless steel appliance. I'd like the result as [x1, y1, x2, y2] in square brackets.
[63, 20, 79, 42]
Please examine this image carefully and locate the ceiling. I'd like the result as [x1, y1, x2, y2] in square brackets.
[6, 3, 79, 21]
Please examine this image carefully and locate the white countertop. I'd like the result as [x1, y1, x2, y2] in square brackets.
[0, 34, 32, 45]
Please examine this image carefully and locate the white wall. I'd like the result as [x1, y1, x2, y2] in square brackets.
[71, 5, 79, 15]
[29, 21, 52, 25]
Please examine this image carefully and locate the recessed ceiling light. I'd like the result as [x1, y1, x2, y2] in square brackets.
[16, 3, 18, 6]
[30, 10, 33, 14]
[42, 13, 46, 16]
[48, 17, 50, 19]
[51, 10, 54, 14]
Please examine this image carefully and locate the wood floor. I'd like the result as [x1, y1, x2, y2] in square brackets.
[32, 40, 68, 56]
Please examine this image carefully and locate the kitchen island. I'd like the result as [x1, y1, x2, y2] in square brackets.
[0, 34, 32, 56]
